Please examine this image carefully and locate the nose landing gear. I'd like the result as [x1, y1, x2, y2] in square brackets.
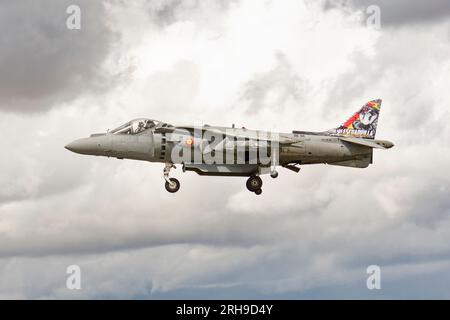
[165, 177, 180, 193]
[164, 163, 180, 193]
[246, 175, 263, 195]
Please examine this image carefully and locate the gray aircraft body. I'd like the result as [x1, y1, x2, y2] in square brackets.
[65, 99, 393, 194]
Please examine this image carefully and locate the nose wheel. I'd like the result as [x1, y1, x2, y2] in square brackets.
[164, 163, 180, 193]
[246, 175, 263, 195]
[165, 178, 180, 193]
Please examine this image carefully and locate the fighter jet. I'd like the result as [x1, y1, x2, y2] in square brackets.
[65, 99, 393, 195]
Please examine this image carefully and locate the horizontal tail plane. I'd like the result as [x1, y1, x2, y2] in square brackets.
[339, 137, 394, 149]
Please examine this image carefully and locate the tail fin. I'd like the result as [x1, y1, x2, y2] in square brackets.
[330, 99, 382, 139]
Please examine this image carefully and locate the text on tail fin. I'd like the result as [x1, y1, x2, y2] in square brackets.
[331, 99, 382, 139]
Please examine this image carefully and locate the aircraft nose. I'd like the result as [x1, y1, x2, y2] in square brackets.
[65, 138, 98, 155]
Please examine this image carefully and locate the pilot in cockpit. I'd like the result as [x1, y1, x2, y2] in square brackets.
[135, 121, 145, 134]
[111, 119, 158, 135]
[145, 120, 155, 130]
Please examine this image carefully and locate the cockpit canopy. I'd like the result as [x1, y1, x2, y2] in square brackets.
[110, 118, 171, 135]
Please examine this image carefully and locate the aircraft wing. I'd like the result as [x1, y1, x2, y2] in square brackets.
[175, 126, 302, 154]
[339, 137, 393, 149]
[207, 130, 303, 153]
[202, 128, 302, 144]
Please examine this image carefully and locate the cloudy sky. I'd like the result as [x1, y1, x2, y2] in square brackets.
[1, 0, 450, 299]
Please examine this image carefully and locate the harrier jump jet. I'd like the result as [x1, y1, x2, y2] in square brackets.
[65, 99, 393, 195]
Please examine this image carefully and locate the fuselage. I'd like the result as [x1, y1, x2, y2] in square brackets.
[65, 126, 388, 171]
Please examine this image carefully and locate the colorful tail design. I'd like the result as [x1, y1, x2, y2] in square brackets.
[330, 99, 382, 139]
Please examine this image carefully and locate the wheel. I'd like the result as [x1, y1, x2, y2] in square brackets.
[270, 171, 278, 178]
[246, 176, 263, 192]
[165, 178, 180, 193]
[254, 189, 262, 195]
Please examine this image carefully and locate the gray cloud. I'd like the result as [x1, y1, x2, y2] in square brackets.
[324, 0, 450, 26]
[239, 52, 306, 114]
[143, 0, 237, 27]
[145, 0, 187, 27]
[0, 0, 117, 112]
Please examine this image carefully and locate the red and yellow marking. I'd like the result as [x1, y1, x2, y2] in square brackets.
[186, 137, 194, 146]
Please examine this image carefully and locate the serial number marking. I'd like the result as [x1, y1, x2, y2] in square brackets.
[220, 304, 273, 316]
[176, 304, 273, 317]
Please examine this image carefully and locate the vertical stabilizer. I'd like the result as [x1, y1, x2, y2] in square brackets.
[329, 99, 382, 139]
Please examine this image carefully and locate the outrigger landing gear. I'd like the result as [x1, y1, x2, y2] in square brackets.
[270, 169, 278, 179]
[270, 149, 279, 178]
[246, 175, 263, 195]
[164, 163, 180, 193]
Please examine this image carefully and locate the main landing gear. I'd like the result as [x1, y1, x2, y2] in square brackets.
[164, 163, 180, 193]
[246, 165, 278, 195]
[163, 163, 279, 195]
[246, 175, 263, 195]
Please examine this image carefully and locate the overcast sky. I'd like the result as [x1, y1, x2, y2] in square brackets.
[0, 0, 450, 299]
